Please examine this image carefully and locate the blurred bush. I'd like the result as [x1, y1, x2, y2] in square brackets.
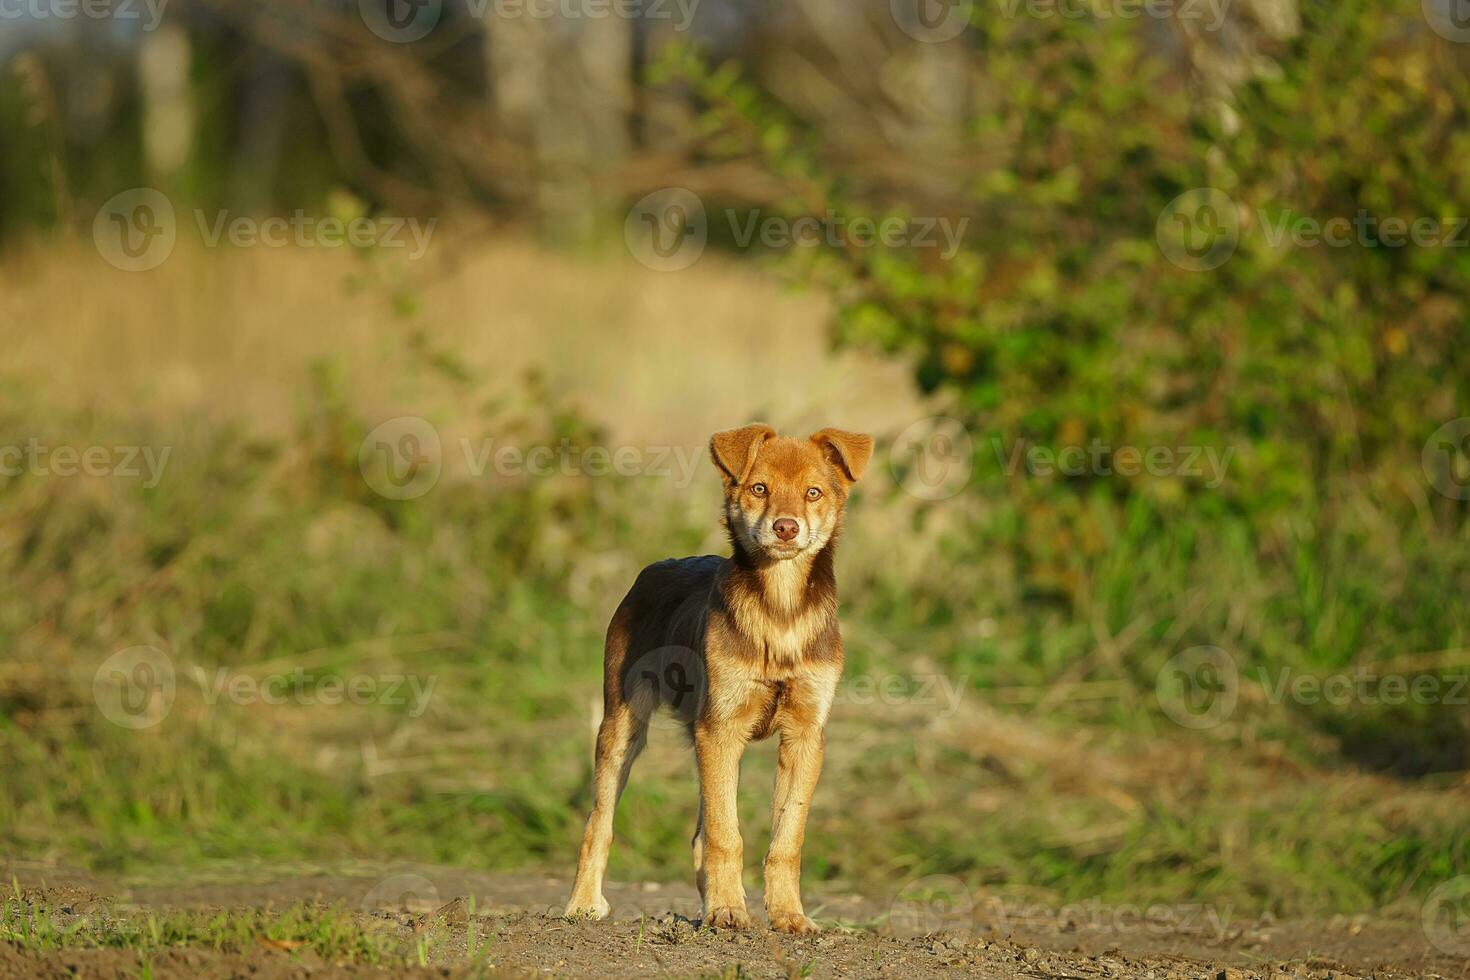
[662, 0, 1470, 773]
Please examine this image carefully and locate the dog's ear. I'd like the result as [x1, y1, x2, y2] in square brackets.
[810, 428, 874, 484]
[710, 424, 777, 486]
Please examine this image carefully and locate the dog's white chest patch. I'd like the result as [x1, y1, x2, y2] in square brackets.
[763, 561, 809, 613]
[761, 617, 816, 664]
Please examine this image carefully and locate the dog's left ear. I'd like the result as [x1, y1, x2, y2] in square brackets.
[810, 429, 874, 484]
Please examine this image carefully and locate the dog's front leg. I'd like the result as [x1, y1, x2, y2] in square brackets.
[763, 725, 824, 934]
[695, 724, 751, 929]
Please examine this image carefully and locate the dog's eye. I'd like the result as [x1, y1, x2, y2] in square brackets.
[806, 487, 822, 500]
[750, 483, 767, 497]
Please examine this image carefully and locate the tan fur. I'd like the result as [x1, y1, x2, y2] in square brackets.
[565, 424, 873, 933]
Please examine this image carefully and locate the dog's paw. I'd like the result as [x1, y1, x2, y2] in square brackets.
[563, 894, 611, 921]
[703, 905, 752, 930]
[768, 909, 820, 935]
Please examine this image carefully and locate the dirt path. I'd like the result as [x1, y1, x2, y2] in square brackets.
[3, 864, 1466, 979]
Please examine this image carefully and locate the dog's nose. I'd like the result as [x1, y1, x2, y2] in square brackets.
[772, 518, 800, 542]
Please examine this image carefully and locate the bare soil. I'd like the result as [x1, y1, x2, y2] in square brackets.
[2, 864, 1466, 979]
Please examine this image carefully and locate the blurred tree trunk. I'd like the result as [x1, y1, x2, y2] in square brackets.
[892, 37, 968, 153]
[487, 13, 631, 239]
[488, 14, 545, 199]
[227, 47, 291, 213]
[2, 56, 71, 233]
[138, 23, 195, 184]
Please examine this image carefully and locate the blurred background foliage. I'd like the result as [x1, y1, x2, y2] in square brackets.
[2, 0, 1469, 920]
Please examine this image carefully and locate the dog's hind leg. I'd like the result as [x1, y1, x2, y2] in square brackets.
[567, 607, 646, 919]
[566, 701, 648, 919]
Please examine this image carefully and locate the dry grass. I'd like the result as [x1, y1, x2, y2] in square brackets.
[0, 234, 919, 447]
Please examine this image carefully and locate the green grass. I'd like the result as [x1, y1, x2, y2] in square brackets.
[1, 367, 1467, 923]
[1, 890, 400, 963]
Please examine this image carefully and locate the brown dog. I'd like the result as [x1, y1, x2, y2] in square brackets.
[565, 424, 873, 933]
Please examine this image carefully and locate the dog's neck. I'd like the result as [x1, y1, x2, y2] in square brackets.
[727, 533, 839, 619]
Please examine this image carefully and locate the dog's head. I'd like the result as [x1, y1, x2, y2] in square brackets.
[709, 424, 873, 562]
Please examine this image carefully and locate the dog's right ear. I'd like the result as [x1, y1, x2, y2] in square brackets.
[709, 424, 776, 486]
